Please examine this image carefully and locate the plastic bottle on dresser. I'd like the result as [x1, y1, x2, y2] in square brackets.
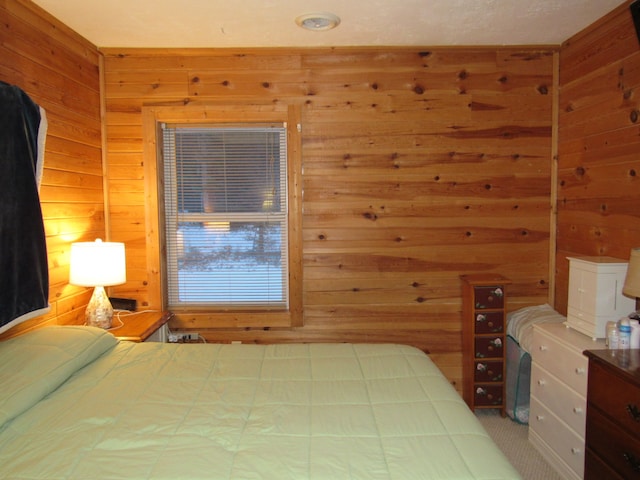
[606, 321, 618, 348]
[608, 321, 620, 349]
[630, 319, 640, 349]
[618, 317, 631, 350]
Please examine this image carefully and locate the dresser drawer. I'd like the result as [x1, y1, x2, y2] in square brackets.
[587, 359, 640, 440]
[474, 360, 503, 382]
[474, 336, 504, 358]
[585, 448, 625, 480]
[473, 286, 504, 309]
[474, 311, 504, 334]
[531, 328, 589, 394]
[586, 406, 640, 478]
[530, 396, 586, 476]
[531, 363, 587, 436]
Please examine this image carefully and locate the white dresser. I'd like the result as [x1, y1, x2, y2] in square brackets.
[529, 322, 604, 480]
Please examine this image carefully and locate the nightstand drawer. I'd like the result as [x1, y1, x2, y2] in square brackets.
[474, 360, 503, 382]
[585, 449, 625, 480]
[587, 359, 640, 440]
[531, 328, 589, 394]
[474, 311, 504, 334]
[474, 336, 504, 358]
[531, 363, 586, 436]
[473, 286, 504, 309]
[474, 384, 504, 406]
[586, 407, 640, 478]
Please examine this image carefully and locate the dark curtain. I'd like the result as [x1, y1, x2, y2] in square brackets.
[0, 81, 49, 332]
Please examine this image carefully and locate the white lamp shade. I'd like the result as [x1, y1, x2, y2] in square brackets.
[623, 247, 640, 298]
[69, 239, 126, 287]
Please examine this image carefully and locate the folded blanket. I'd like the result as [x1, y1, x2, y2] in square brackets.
[507, 304, 566, 353]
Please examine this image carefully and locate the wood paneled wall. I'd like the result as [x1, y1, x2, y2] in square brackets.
[0, 0, 103, 338]
[102, 47, 555, 385]
[555, 0, 640, 312]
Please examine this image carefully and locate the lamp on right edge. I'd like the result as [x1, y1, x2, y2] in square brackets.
[623, 247, 640, 314]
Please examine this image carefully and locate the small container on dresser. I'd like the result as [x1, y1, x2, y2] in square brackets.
[566, 256, 635, 339]
[583, 349, 640, 480]
[529, 322, 604, 480]
[461, 274, 511, 416]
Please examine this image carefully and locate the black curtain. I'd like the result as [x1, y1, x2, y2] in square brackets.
[0, 81, 49, 332]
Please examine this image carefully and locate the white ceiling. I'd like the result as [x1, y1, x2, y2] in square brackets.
[32, 0, 627, 49]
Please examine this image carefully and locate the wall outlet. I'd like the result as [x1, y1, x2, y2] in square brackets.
[168, 332, 200, 342]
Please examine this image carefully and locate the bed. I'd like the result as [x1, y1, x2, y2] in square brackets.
[505, 304, 566, 424]
[0, 326, 521, 479]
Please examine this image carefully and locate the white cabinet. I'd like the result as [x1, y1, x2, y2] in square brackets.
[566, 256, 635, 339]
[529, 323, 604, 480]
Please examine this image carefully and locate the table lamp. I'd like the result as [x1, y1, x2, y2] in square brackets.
[69, 239, 126, 329]
[623, 247, 640, 315]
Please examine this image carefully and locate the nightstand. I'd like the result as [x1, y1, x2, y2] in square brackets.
[108, 311, 172, 342]
[461, 274, 511, 416]
[583, 349, 640, 480]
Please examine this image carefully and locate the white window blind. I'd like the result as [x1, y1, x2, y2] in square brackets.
[161, 123, 288, 308]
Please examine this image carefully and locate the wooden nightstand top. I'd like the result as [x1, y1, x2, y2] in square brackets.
[108, 311, 172, 342]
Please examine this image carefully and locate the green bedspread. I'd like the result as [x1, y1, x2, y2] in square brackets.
[0, 326, 521, 479]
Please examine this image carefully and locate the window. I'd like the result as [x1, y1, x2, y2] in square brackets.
[161, 124, 288, 309]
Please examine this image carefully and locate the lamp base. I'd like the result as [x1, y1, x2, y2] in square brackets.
[85, 286, 114, 329]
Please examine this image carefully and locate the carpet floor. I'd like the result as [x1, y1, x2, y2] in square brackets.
[475, 410, 563, 480]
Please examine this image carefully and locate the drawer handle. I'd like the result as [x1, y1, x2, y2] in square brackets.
[571, 447, 581, 455]
[623, 452, 640, 472]
[539, 345, 548, 352]
[536, 414, 544, 422]
[575, 367, 586, 375]
[537, 379, 546, 386]
[627, 404, 640, 422]
[573, 407, 583, 414]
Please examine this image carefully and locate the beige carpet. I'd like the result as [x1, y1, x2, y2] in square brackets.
[475, 410, 563, 480]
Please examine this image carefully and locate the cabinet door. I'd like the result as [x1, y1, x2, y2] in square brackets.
[568, 266, 585, 311]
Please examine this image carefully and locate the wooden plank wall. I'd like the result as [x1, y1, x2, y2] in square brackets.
[0, 0, 103, 338]
[102, 47, 555, 386]
[555, 0, 640, 312]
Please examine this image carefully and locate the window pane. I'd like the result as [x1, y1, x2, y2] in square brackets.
[173, 222, 284, 304]
[174, 129, 283, 215]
